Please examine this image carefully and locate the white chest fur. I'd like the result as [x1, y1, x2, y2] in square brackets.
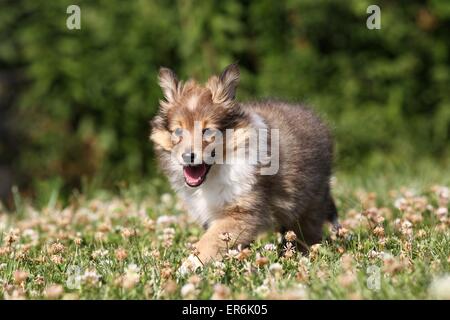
[179, 161, 256, 226]
[172, 113, 267, 226]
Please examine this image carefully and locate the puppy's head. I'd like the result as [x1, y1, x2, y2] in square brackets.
[151, 64, 249, 188]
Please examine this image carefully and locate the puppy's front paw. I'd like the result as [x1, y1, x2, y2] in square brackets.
[178, 255, 203, 276]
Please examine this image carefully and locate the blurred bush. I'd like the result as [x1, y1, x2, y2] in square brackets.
[0, 0, 449, 197]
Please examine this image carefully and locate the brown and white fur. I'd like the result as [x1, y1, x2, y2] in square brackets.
[150, 64, 338, 273]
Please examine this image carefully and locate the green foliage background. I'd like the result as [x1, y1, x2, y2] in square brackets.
[0, 0, 449, 196]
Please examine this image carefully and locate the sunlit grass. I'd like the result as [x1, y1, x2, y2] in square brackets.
[0, 170, 449, 300]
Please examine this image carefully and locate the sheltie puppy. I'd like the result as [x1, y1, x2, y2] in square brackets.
[150, 63, 337, 273]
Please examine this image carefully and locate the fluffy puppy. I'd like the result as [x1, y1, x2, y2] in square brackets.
[150, 64, 337, 272]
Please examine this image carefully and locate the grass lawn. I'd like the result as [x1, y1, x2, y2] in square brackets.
[0, 165, 449, 300]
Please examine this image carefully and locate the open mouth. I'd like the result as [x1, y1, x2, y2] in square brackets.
[183, 163, 211, 187]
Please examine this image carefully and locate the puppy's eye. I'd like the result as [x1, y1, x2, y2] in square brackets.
[174, 128, 183, 137]
[172, 128, 183, 144]
[202, 128, 216, 141]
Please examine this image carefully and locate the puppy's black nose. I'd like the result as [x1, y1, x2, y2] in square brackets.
[182, 152, 196, 164]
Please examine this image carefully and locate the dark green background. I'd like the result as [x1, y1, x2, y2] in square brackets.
[0, 0, 449, 200]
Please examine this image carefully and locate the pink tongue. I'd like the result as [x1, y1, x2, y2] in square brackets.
[183, 164, 207, 186]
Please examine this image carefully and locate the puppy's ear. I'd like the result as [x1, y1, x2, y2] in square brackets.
[158, 67, 179, 103]
[207, 63, 240, 106]
[219, 63, 240, 100]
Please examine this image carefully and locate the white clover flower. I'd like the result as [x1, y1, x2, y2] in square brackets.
[437, 186, 449, 199]
[82, 269, 101, 286]
[263, 243, 277, 251]
[122, 264, 140, 289]
[368, 250, 380, 259]
[226, 249, 239, 258]
[22, 229, 39, 244]
[212, 261, 226, 270]
[429, 275, 450, 299]
[180, 283, 198, 299]
[211, 283, 231, 300]
[125, 263, 140, 275]
[254, 284, 270, 297]
[160, 193, 173, 206]
[269, 263, 283, 275]
[163, 227, 176, 236]
[394, 197, 407, 210]
[285, 284, 309, 300]
[156, 215, 178, 226]
[436, 207, 448, 218]
[298, 256, 311, 267]
[91, 249, 109, 259]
